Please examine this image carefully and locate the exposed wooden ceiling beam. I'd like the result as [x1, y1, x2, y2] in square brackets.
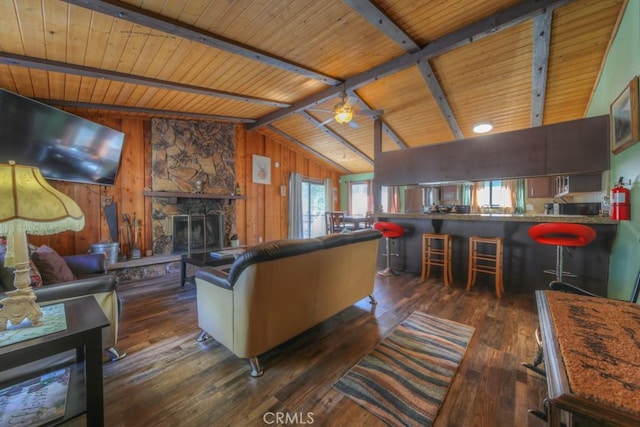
[416, 61, 464, 140]
[61, 0, 341, 86]
[342, 2, 457, 145]
[346, 89, 408, 149]
[37, 99, 255, 123]
[343, 0, 419, 52]
[531, 11, 552, 127]
[264, 126, 352, 174]
[249, 0, 576, 130]
[0, 52, 289, 108]
[299, 111, 373, 166]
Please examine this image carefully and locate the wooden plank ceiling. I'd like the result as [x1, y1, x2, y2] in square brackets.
[0, 0, 624, 174]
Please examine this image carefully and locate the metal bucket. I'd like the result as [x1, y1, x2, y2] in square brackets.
[90, 242, 120, 265]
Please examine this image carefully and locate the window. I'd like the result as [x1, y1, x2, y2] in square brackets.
[348, 181, 371, 215]
[474, 179, 523, 213]
[301, 180, 326, 238]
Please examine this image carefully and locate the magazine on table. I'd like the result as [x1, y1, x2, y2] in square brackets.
[0, 367, 70, 426]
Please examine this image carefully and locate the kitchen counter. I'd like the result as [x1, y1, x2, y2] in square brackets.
[373, 213, 617, 295]
[378, 212, 617, 225]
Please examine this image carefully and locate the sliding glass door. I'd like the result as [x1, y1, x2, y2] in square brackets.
[302, 180, 326, 238]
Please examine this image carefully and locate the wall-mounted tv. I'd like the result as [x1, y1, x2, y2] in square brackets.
[0, 89, 125, 186]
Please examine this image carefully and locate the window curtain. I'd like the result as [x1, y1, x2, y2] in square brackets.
[288, 173, 303, 239]
[515, 179, 526, 214]
[366, 180, 374, 213]
[502, 180, 516, 213]
[471, 181, 485, 213]
[501, 179, 525, 213]
[387, 186, 400, 213]
[324, 178, 333, 234]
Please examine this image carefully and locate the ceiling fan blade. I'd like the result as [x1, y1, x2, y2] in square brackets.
[348, 120, 359, 129]
[357, 109, 384, 116]
[320, 117, 335, 126]
[306, 107, 333, 113]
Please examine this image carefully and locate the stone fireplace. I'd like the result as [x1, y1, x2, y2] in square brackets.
[149, 119, 237, 255]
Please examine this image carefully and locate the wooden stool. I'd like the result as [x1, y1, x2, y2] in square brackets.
[466, 236, 504, 298]
[421, 233, 452, 286]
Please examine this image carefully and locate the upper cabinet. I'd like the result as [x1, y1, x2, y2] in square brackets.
[527, 176, 554, 198]
[528, 174, 602, 198]
[553, 174, 602, 197]
[376, 116, 609, 186]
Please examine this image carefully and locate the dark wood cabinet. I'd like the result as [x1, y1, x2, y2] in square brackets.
[554, 173, 602, 196]
[527, 177, 554, 198]
[375, 115, 609, 186]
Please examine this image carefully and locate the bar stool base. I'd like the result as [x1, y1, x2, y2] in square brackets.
[377, 267, 399, 277]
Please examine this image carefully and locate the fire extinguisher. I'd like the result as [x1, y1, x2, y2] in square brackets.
[611, 177, 631, 220]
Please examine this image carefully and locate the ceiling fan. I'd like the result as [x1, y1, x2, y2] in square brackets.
[307, 91, 383, 129]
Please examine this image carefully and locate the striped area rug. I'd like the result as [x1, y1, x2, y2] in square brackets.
[333, 311, 475, 426]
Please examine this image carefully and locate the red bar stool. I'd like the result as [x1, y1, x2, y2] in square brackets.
[528, 223, 596, 282]
[373, 221, 404, 276]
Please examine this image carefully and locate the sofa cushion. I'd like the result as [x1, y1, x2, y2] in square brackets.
[32, 250, 77, 285]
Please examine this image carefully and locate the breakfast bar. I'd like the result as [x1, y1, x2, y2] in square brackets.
[375, 213, 618, 295]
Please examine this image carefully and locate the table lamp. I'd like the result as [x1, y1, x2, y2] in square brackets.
[0, 161, 85, 330]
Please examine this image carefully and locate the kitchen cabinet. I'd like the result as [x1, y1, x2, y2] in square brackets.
[376, 115, 608, 186]
[527, 177, 554, 198]
[554, 173, 602, 197]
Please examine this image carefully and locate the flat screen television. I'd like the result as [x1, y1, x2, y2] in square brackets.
[0, 89, 125, 186]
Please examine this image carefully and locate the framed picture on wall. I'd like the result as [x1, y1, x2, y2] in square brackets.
[610, 76, 639, 154]
[252, 154, 271, 184]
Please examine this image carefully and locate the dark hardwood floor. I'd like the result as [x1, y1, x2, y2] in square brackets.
[71, 271, 548, 426]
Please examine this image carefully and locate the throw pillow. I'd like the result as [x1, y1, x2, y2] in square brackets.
[0, 239, 44, 289]
[29, 260, 43, 288]
[31, 250, 76, 285]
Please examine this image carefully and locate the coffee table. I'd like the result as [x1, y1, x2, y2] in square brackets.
[180, 251, 238, 287]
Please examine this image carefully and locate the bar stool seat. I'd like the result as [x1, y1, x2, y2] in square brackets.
[528, 223, 596, 282]
[373, 221, 404, 276]
[466, 236, 504, 298]
[421, 233, 453, 286]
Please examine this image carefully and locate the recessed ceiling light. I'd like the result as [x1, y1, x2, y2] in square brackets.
[473, 122, 493, 134]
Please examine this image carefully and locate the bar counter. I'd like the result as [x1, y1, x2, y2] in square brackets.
[374, 213, 617, 295]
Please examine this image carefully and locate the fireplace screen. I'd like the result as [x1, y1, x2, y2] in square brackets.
[172, 214, 223, 253]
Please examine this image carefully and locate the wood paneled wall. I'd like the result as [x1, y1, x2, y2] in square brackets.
[237, 128, 341, 246]
[29, 115, 341, 255]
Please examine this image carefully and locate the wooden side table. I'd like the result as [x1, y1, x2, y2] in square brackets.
[0, 296, 109, 426]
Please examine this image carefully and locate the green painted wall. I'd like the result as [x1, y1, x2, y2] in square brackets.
[586, 1, 640, 300]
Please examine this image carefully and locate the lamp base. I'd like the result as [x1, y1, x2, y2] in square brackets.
[0, 289, 42, 331]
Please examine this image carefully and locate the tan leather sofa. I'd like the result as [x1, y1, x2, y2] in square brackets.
[195, 229, 382, 376]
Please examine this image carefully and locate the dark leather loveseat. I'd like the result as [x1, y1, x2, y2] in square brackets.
[0, 253, 125, 361]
